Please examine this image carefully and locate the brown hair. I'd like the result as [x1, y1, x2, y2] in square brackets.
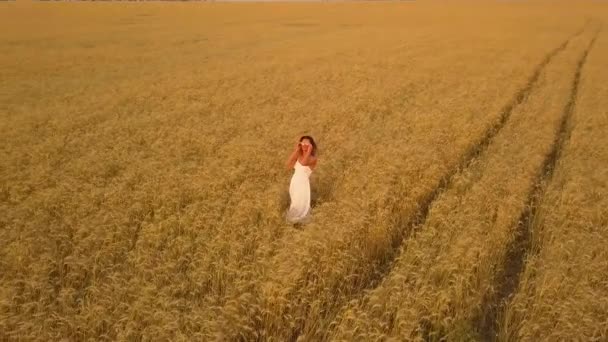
[300, 135, 317, 156]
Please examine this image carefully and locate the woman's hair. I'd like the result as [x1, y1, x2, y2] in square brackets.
[300, 135, 317, 156]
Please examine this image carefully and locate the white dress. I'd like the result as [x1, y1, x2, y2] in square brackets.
[286, 160, 313, 224]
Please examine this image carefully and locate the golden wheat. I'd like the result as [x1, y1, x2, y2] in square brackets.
[0, 2, 606, 341]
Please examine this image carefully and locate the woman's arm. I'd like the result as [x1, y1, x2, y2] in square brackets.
[286, 143, 300, 170]
[299, 148, 317, 168]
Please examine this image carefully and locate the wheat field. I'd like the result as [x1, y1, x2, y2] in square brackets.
[1, 1, 607, 341]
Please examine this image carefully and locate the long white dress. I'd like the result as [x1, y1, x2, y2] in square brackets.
[286, 160, 312, 224]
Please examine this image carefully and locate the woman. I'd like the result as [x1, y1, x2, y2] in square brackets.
[285, 136, 318, 224]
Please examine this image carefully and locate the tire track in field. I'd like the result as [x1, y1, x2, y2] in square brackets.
[366, 27, 584, 289]
[477, 28, 600, 341]
[286, 27, 587, 342]
[410, 26, 583, 229]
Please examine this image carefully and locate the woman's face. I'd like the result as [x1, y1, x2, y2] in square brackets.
[300, 139, 313, 154]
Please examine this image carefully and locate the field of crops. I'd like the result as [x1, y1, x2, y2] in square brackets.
[1, 1, 607, 341]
